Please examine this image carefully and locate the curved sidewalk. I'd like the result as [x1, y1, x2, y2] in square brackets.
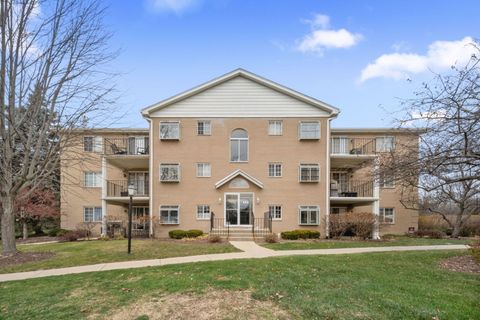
[0, 242, 469, 283]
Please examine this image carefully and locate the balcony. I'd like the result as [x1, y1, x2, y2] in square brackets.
[330, 137, 377, 168]
[330, 180, 377, 204]
[104, 137, 149, 169]
[105, 180, 149, 204]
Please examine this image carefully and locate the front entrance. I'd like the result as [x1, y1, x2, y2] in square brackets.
[225, 193, 253, 226]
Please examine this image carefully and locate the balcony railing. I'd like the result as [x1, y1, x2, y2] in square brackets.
[106, 180, 149, 197]
[104, 137, 149, 155]
[330, 180, 374, 197]
[331, 137, 376, 155]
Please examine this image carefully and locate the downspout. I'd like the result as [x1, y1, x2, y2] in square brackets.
[372, 157, 380, 239]
[325, 114, 337, 238]
[101, 156, 107, 237]
[145, 117, 154, 237]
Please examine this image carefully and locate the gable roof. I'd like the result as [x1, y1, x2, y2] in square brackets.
[214, 169, 264, 189]
[141, 68, 340, 117]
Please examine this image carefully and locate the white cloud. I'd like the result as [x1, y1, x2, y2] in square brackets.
[297, 14, 362, 54]
[360, 37, 477, 82]
[147, 0, 201, 14]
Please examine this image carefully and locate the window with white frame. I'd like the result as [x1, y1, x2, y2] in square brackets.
[375, 136, 395, 152]
[160, 121, 180, 140]
[299, 206, 319, 225]
[196, 205, 210, 220]
[84, 207, 102, 222]
[268, 205, 282, 220]
[84, 136, 103, 153]
[160, 205, 179, 224]
[268, 120, 283, 135]
[299, 164, 320, 182]
[331, 137, 349, 154]
[160, 164, 180, 182]
[230, 129, 248, 162]
[84, 172, 102, 187]
[268, 163, 282, 177]
[196, 163, 211, 177]
[197, 120, 211, 135]
[379, 208, 395, 224]
[379, 171, 395, 188]
[299, 121, 320, 140]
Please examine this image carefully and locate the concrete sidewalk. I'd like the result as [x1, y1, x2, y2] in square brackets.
[0, 242, 469, 283]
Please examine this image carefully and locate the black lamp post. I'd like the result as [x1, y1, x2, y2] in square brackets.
[127, 184, 135, 254]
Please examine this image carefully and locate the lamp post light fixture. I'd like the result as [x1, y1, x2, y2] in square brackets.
[127, 184, 136, 254]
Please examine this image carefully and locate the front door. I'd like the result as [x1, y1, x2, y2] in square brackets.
[225, 193, 253, 226]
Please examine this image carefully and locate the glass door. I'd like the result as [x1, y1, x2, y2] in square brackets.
[225, 193, 253, 226]
[128, 172, 149, 196]
[225, 194, 238, 225]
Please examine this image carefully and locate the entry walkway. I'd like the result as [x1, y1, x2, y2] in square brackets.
[0, 242, 469, 283]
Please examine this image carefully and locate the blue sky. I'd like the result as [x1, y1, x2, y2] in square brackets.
[104, 0, 479, 128]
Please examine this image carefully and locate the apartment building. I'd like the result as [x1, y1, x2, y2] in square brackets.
[60, 69, 420, 239]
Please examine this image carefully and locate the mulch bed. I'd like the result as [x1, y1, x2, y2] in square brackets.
[439, 255, 480, 274]
[16, 236, 60, 244]
[0, 252, 55, 268]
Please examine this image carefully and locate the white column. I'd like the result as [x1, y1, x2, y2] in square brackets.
[101, 156, 107, 237]
[372, 159, 380, 239]
[147, 118, 154, 237]
[325, 118, 333, 238]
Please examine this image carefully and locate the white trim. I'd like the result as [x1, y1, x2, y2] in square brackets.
[101, 157, 107, 236]
[325, 117, 332, 237]
[197, 120, 212, 136]
[196, 162, 211, 178]
[268, 162, 282, 178]
[141, 69, 340, 117]
[147, 118, 154, 236]
[196, 204, 211, 220]
[159, 205, 180, 225]
[159, 121, 181, 140]
[268, 204, 282, 221]
[298, 163, 320, 183]
[159, 163, 181, 182]
[298, 205, 320, 226]
[224, 192, 255, 226]
[379, 207, 396, 225]
[268, 120, 283, 136]
[215, 169, 264, 189]
[230, 128, 249, 163]
[298, 120, 321, 140]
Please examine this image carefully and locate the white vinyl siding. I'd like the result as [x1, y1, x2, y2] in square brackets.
[149, 77, 331, 118]
[84, 172, 102, 187]
[299, 206, 319, 225]
[299, 164, 320, 182]
[268, 205, 282, 220]
[84, 207, 102, 222]
[268, 163, 282, 177]
[160, 164, 180, 182]
[160, 121, 180, 140]
[299, 121, 320, 140]
[197, 120, 211, 135]
[375, 136, 395, 152]
[160, 205, 179, 224]
[196, 205, 210, 220]
[268, 120, 283, 135]
[196, 163, 211, 177]
[379, 208, 395, 224]
[84, 136, 103, 153]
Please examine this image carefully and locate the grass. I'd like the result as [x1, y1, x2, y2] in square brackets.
[0, 250, 478, 319]
[263, 235, 474, 250]
[0, 239, 239, 274]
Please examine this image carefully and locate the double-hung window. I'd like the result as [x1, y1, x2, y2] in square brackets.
[268, 205, 282, 220]
[379, 171, 395, 188]
[268, 120, 283, 135]
[299, 121, 320, 140]
[196, 205, 210, 220]
[84, 172, 102, 187]
[299, 206, 319, 225]
[230, 129, 248, 162]
[160, 205, 179, 224]
[299, 164, 320, 182]
[160, 121, 180, 140]
[268, 163, 282, 177]
[197, 163, 211, 177]
[197, 120, 211, 135]
[379, 208, 395, 224]
[160, 164, 180, 182]
[84, 207, 102, 222]
[375, 136, 395, 152]
[84, 136, 103, 153]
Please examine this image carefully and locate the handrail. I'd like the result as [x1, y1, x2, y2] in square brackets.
[104, 137, 149, 155]
[330, 179, 374, 197]
[106, 180, 149, 197]
[331, 137, 376, 155]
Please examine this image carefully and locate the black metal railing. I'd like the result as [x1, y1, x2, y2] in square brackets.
[331, 137, 376, 155]
[330, 179, 374, 197]
[252, 212, 273, 238]
[210, 212, 230, 238]
[104, 137, 149, 155]
[209, 211, 273, 239]
[106, 180, 149, 197]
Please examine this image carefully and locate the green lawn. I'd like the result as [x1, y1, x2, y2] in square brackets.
[0, 250, 478, 319]
[263, 236, 473, 250]
[0, 239, 238, 274]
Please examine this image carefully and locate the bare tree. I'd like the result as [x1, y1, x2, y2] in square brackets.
[0, 0, 116, 255]
[384, 41, 480, 237]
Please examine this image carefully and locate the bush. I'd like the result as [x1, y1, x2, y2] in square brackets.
[186, 229, 203, 238]
[169, 230, 187, 239]
[60, 231, 80, 242]
[328, 212, 376, 239]
[413, 229, 446, 238]
[459, 220, 480, 237]
[47, 228, 69, 237]
[281, 230, 320, 240]
[470, 241, 480, 264]
[264, 234, 278, 243]
[208, 235, 222, 243]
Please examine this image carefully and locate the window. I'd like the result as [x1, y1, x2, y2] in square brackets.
[132, 207, 149, 230]
[128, 136, 149, 155]
[196, 163, 211, 177]
[331, 137, 349, 154]
[379, 208, 395, 224]
[376, 136, 395, 152]
[197, 120, 211, 135]
[84, 207, 102, 222]
[268, 205, 282, 220]
[299, 121, 320, 140]
[160, 121, 180, 140]
[268, 163, 282, 177]
[299, 206, 319, 225]
[330, 207, 347, 214]
[196, 205, 210, 220]
[84, 136, 103, 152]
[299, 164, 320, 182]
[160, 205, 179, 224]
[160, 164, 180, 182]
[379, 171, 395, 188]
[268, 120, 283, 135]
[84, 172, 102, 187]
[230, 129, 248, 162]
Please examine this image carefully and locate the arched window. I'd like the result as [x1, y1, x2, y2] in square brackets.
[230, 129, 248, 162]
